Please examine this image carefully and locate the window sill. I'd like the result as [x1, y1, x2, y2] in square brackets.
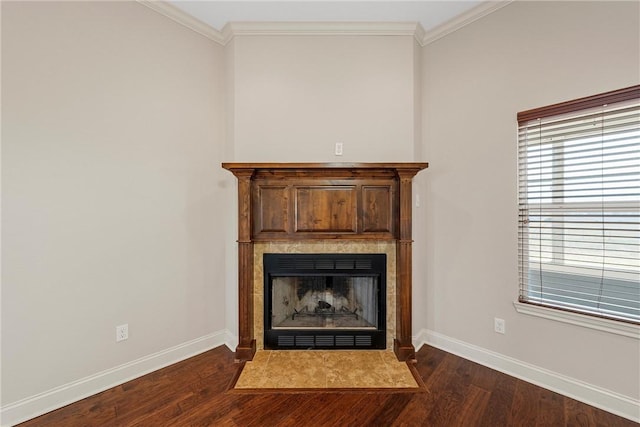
[513, 301, 640, 339]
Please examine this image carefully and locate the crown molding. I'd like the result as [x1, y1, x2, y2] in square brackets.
[137, 0, 225, 45]
[422, 0, 514, 45]
[221, 21, 426, 45]
[139, 0, 511, 47]
[413, 23, 426, 47]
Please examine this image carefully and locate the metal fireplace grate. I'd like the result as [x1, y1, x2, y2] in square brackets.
[277, 336, 294, 347]
[274, 335, 375, 348]
[315, 336, 334, 346]
[276, 257, 373, 272]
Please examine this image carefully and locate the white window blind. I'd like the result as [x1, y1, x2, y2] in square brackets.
[517, 86, 640, 324]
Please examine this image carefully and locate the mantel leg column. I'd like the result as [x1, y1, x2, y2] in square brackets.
[234, 170, 256, 361]
[394, 172, 416, 361]
[236, 241, 256, 361]
[395, 240, 415, 361]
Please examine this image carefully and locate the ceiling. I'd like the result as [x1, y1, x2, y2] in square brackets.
[167, 1, 485, 33]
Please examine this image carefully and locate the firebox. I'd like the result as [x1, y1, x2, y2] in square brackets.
[264, 253, 386, 350]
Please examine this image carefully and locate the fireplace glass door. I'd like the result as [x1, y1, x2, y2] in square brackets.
[271, 276, 378, 329]
[264, 253, 386, 349]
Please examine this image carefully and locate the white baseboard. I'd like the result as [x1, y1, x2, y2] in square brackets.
[413, 329, 640, 423]
[1, 330, 230, 427]
[224, 330, 238, 352]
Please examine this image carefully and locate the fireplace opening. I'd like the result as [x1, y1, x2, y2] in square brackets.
[264, 253, 386, 350]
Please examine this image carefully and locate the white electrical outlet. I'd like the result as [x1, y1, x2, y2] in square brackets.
[494, 317, 506, 334]
[335, 142, 343, 156]
[415, 194, 421, 207]
[116, 324, 129, 342]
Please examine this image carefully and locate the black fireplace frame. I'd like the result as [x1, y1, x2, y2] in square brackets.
[263, 253, 386, 350]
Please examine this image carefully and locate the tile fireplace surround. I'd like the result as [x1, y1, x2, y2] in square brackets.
[223, 163, 428, 362]
[254, 240, 396, 350]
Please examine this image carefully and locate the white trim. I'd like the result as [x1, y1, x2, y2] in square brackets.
[225, 329, 239, 352]
[137, 0, 511, 47]
[136, 0, 225, 44]
[221, 21, 426, 46]
[413, 328, 430, 350]
[0, 331, 229, 427]
[414, 329, 640, 423]
[514, 301, 640, 339]
[421, 1, 514, 45]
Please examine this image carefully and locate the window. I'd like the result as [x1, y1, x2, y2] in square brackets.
[517, 86, 640, 325]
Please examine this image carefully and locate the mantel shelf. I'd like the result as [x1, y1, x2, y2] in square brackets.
[222, 162, 429, 171]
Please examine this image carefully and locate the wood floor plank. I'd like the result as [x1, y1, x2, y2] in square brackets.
[231, 394, 309, 426]
[508, 379, 541, 427]
[536, 387, 566, 426]
[476, 370, 518, 427]
[309, 393, 388, 426]
[470, 359, 499, 392]
[422, 353, 478, 425]
[565, 398, 598, 427]
[170, 393, 253, 426]
[390, 394, 436, 427]
[277, 393, 349, 426]
[361, 393, 415, 426]
[452, 384, 492, 427]
[16, 345, 637, 427]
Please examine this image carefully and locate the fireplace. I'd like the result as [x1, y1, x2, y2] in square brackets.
[264, 253, 386, 349]
[222, 163, 428, 361]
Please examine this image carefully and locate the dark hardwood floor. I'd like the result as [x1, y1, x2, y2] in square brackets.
[19, 345, 635, 426]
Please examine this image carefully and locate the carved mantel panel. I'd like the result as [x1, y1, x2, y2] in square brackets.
[223, 162, 428, 361]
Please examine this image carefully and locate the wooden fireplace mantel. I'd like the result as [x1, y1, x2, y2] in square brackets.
[222, 162, 428, 361]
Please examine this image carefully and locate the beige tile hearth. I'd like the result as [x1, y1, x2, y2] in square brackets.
[234, 350, 419, 389]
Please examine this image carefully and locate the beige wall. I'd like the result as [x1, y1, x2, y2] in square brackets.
[1, 1, 227, 405]
[421, 0, 639, 400]
[230, 35, 418, 162]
